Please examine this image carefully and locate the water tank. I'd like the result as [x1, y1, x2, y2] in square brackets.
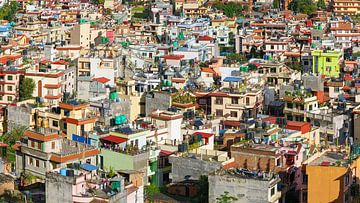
[60, 168, 67, 176]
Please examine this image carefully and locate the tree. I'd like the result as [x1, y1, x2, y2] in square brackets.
[216, 191, 238, 203]
[0, 2, 19, 21]
[273, 0, 280, 8]
[212, 1, 243, 18]
[19, 78, 35, 101]
[288, 0, 317, 15]
[317, 0, 326, 9]
[144, 184, 160, 203]
[227, 53, 247, 63]
[1, 124, 27, 146]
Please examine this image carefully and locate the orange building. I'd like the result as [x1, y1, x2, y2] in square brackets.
[304, 150, 360, 203]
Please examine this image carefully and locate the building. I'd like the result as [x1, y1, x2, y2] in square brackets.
[333, 0, 360, 16]
[304, 150, 360, 203]
[14, 128, 99, 178]
[169, 149, 233, 182]
[312, 50, 342, 77]
[209, 169, 281, 203]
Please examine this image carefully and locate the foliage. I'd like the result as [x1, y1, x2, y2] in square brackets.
[229, 32, 235, 46]
[248, 63, 257, 71]
[288, 0, 317, 15]
[19, 78, 35, 101]
[91, 0, 104, 5]
[172, 92, 196, 104]
[145, 184, 160, 202]
[189, 142, 200, 150]
[216, 191, 238, 203]
[273, 0, 280, 8]
[353, 51, 360, 59]
[1, 124, 27, 146]
[0, 189, 24, 203]
[0, 2, 18, 21]
[317, 0, 326, 9]
[248, 45, 264, 59]
[108, 166, 116, 178]
[287, 62, 303, 71]
[197, 175, 209, 203]
[212, 1, 243, 18]
[227, 53, 247, 63]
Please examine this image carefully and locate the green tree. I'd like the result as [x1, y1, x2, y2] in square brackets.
[317, 0, 326, 9]
[19, 78, 35, 101]
[212, 1, 243, 18]
[288, 0, 317, 15]
[216, 191, 238, 203]
[227, 53, 247, 63]
[0, 2, 19, 21]
[273, 0, 280, 8]
[1, 124, 27, 146]
[145, 184, 160, 203]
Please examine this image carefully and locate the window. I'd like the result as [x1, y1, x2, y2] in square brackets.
[230, 111, 238, 117]
[7, 96, 11, 101]
[53, 120, 59, 127]
[231, 98, 238, 104]
[29, 157, 33, 166]
[246, 97, 250, 105]
[38, 142, 41, 150]
[287, 103, 293, 108]
[36, 159, 40, 167]
[271, 187, 275, 196]
[7, 75, 13, 80]
[326, 66, 332, 72]
[304, 61, 309, 66]
[326, 57, 331, 62]
[271, 45, 274, 49]
[7, 86, 12, 91]
[276, 158, 281, 166]
[309, 105, 313, 111]
[215, 97, 223, 105]
[52, 142, 55, 149]
[345, 173, 350, 186]
[215, 109, 223, 117]
[334, 87, 340, 93]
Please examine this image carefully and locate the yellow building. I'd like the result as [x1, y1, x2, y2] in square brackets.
[59, 102, 97, 141]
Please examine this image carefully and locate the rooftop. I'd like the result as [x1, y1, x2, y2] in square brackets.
[309, 151, 349, 167]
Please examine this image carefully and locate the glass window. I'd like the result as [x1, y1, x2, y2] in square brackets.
[7, 75, 13, 80]
[230, 111, 238, 117]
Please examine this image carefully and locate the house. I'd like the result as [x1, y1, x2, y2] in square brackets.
[312, 50, 342, 77]
[13, 128, 100, 178]
[209, 169, 281, 203]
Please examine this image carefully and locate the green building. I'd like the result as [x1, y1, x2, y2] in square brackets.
[312, 50, 342, 77]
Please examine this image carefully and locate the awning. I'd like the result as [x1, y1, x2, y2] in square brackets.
[194, 132, 214, 139]
[80, 163, 98, 171]
[100, 135, 127, 144]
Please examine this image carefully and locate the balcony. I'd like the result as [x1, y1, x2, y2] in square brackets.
[225, 103, 245, 110]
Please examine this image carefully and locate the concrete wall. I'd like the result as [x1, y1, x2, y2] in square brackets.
[208, 174, 277, 203]
[45, 173, 73, 203]
[306, 165, 348, 203]
[169, 156, 222, 182]
[100, 149, 149, 171]
[303, 75, 324, 92]
[7, 105, 32, 131]
[145, 92, 171, 116]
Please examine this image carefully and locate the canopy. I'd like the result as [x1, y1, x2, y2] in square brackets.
[80, 163, 98, 171]
[100, 135, 127, 144]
